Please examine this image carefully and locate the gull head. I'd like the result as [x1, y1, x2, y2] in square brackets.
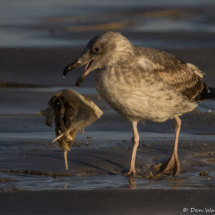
[63, 31, 134, 87]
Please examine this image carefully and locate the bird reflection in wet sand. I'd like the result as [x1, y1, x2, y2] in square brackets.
[129, 177, 136, 189]
[63, 31, 215, 176]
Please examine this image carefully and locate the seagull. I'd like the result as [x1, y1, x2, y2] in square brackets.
[63, 31, 215, 176]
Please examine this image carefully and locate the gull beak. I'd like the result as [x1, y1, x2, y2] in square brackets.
[63, 57, 96, 87]
[64, 151, 68, 170]
[63, 59, 81, 78]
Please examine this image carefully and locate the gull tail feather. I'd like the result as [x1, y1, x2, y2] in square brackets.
[208, 87, 215, 99]
[196, 86, 215, 102]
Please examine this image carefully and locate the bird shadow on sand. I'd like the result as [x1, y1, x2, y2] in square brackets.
[29, 153, 124, 175]
[75, 152, 128, 173]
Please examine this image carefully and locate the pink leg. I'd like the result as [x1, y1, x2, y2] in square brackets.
[152, 115, 181, 176]
[125, 122, 139, 176]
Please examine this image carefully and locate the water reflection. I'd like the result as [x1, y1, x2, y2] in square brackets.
[129, 177, 136, 189]
[64, 182, 69, 190]
[0, 172, 214, 191]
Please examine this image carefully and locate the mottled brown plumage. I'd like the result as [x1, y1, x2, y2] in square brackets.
[135, 47, 208, 102]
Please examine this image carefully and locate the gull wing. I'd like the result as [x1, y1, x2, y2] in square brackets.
[135, 47, 208, 102]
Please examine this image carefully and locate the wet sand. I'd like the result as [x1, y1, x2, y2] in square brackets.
[1, 46, 215, 87]
[1, 190, 215, 215]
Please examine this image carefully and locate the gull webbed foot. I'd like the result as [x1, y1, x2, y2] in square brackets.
[152, 153, 180, 176]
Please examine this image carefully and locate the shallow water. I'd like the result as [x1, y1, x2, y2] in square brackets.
[15, 86, 98, 94]
[0, 172, 214, 191]
[1, 0, 215, 48]
[1, 131, 215, 142]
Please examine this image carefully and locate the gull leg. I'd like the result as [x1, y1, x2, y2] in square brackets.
[125, 122, 139, 176]
[152, 115, 181, 176]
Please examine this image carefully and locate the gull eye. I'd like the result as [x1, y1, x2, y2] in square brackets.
[92, 47, 99, 53]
